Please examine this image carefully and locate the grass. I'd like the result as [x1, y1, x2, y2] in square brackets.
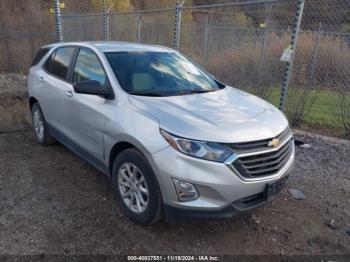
[245, 87, 347, 135]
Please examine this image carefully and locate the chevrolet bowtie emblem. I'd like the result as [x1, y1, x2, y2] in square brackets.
[268, 138, 280, 147]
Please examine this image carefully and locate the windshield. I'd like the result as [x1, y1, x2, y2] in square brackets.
[105, 51, 224, 96]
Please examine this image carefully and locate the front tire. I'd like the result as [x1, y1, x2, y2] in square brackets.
[112, 148, 163, 225]
[31, 103, 55, 145]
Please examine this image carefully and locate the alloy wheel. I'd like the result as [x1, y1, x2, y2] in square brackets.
[118, 162, 149, 213]
[33, 109, 44, 139]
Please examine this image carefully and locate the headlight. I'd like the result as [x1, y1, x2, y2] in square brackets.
[160, 129, 233, 162]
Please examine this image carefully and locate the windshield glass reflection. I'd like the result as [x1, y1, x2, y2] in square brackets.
[105, 51, 224, 96]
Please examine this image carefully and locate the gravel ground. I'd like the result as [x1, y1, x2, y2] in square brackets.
[0, 74, 349, 255]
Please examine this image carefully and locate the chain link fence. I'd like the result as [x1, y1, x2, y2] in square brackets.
[0, 31, 54, 73]
[178, 0, 297, 101]
[0, 0, 55, 73]
[1, 0, 349, 138]
[108, 9, 175, 46]
[285, 0, 350, 137]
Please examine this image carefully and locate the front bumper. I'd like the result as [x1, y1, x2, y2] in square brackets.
[164, 175, 289, 223]
[151, 139, 295, 222]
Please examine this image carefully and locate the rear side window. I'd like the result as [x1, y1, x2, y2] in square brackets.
[49, 47, 75, 80]
[31, 47, 51, 66]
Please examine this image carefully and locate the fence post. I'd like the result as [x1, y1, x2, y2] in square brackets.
[137, 12, 142, 43]
[53, 0, 63, 42]
[174, 0, 185, 50]
[279, 0, 305, 111]
[4, 37, 13, 72]
[311, 22, 322, 78]
[102, 0, 108, 40]
[257, 3, 273, 98]
[203, 14, 209, 66]
[257, 29, 268, 96]
[173, 1, 180, 49]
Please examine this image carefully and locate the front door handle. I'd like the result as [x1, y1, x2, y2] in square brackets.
[64, 90, 73, 97]
[39, 76, 44, 82]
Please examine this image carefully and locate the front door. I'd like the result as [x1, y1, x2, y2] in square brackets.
[60, 47, 112, 163]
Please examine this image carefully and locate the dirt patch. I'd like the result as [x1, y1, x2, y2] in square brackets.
[0, 73, 30, 133]
[0, 96, 30, 133]
[0, 73, 27, 98]
[0, 74, 349, 255]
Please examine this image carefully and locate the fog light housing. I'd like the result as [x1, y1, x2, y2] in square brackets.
[172, 178, 199, 202]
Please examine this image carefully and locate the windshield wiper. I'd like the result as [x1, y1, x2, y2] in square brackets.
[129, 91, 164, 97]
[186, 89, 214, 94]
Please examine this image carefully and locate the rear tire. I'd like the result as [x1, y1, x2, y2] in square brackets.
[31, 102, 55, 145]
[112, 148, 163, 225]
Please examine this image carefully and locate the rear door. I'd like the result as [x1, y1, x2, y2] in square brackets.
[39, 47, 76, 131]
[60, 47, 112, 162]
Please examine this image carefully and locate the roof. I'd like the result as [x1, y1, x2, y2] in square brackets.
[46, 41, 175, 53]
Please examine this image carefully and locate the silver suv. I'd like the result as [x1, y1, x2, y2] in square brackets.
[27, 42, 294, 224]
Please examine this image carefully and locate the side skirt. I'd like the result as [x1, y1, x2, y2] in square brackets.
[49, 125, 110, 177]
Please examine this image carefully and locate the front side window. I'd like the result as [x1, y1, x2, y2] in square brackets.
[73, 48, 109, 89]
[105, 51, 224, 96]
[50, 47, 75, 80]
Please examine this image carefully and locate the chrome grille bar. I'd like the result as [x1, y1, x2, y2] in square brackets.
[226, 128, 290, 153]
[230, 138, 293, 178]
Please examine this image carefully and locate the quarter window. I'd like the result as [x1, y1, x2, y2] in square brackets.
[43, 51, 54, 72]
[73, 48, 109, 89]
[50, 47, 75, 80]
[31, 47, 51, 66]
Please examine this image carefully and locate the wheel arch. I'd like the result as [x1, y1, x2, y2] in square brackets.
[29, 96, 38, 110]
[109, 140, 164, 224]
[107, 137, 161, 185]
[108, 141, 136, 176]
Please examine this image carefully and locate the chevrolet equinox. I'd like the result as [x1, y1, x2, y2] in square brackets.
[27, 42, 294, 224]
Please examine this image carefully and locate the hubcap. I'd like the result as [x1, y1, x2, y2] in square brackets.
[118, 163, 149, 214]
[33, 109, 44, 139]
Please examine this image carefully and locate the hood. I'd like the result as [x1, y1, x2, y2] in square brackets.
[129, 87, 289, 143]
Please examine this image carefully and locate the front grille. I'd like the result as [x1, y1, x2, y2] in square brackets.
[226, 128, 290, 154]
[231, 139, 293, 178]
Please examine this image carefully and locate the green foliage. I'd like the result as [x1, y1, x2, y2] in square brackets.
[267, 88, 348, 135]
[341, 23, 350, 33]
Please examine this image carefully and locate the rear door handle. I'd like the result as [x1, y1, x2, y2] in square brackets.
[64, 90, 73, 97]
[39, 76, 44, 82]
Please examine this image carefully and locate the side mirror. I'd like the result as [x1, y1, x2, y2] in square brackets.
[73, 80, 114, 99]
